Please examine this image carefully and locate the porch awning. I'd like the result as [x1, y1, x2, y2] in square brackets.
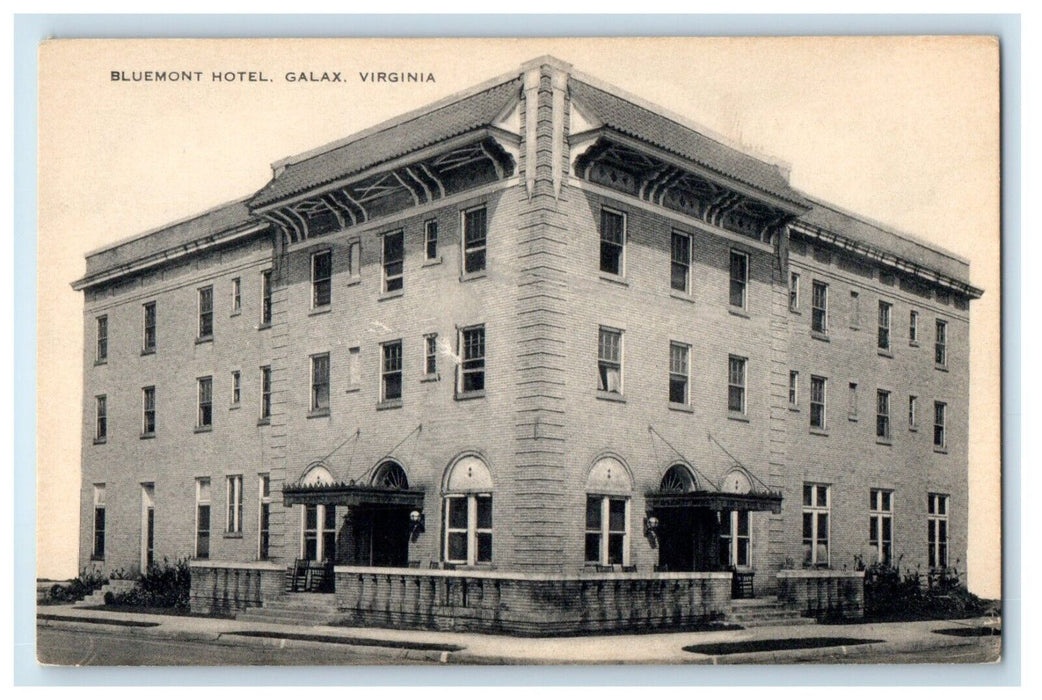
[282, 482, 426, 508]
[645, 490, 783, 514]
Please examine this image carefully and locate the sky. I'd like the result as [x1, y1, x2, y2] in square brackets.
[36, 37, 1001, 597]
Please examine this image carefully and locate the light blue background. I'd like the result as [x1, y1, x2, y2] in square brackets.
[14, 13, 1021, 686]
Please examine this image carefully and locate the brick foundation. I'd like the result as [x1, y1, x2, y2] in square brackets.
[776, 569, 865, 620]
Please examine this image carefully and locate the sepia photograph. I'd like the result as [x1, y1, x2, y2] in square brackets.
[33, 35, 1002, 668]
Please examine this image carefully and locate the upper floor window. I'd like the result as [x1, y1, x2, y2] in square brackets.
[197, 376, 213, 429]
[909, 310, 919, 344]
[423, 333, 438, 377]
[381, 340, 403, 402]
[597, 327, 623, 394]
[802, 483, 830, 566]
[811, 281, 828, 334]
[231, 277, 241, 315]
[143, 302, 156, 354]
[599, 208, 625, 276]
[458, 325, 486, 395]
[142, 386, 156, 436]
[96, 315, 108, 363]
[226, 474, 243, 534]
[876, 389, 891, 441]
[260, 270, 272, 326]
[849, 290, 861, 328]
[848, 382, 858, 420]
[312, 250, 332, 307]
[231, 370, 241, 406]
[729, 250, 748, 309]
[788, 370, 799, 407]
[869, 489, 894, 565]
[462, 206, 488, 275]
[382, 231, 404, 293]
[878, 300, 892, 351]
[94, 395, 107, 442]
[789, 271, 800, 312]
[198, 286, 214, 339]
[933, 401, 947, 449]
[909, 395, 918, 430]
[927, 493, 949, 569]
[260, 365, 271, 420]
[727, 355, 747, 414]
[810, 375, 827, 430]
[311, 353, 330, 413]
[424, 219, 439, 261]
[935, 320, 948, 367]
[670, 231, 691, 293]
[669, 342, 690, 405]
[92, 484, 106, 559]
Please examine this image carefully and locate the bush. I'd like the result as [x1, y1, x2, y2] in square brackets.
[44, 567, 108, 603]
[859, 556, 995, 621]
[107, 557, 191, 610]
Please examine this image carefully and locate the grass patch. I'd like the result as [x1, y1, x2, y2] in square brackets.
[933, 626, 1001, 638]
[684, 637, 883, 656]
[225, 630, 463, 652]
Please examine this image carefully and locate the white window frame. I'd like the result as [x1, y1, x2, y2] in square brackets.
[584, 494, 630, 567]
[727, 355, 747, 414]
[848, 382, 858, 420]
[810, 376, 827, 430]
[258, 474, 271, 560]
[301, 504, 337, 562]
[92, 484, 106, 560]
[198, 286, 214, 339]
[381, 340, 403, 402]
[231, 370, 241, 406]
[197, 376, 213, 428]
[423, 333, 438, 377]
[927, 493, 950, 570]
[461, 205, 488, 275]
[802, 483, 831, 566]
[876, 389, 891, 440]
[597, 326, 623, 395]
[260, 365, 271, 420]
[311, 249, 333, 308]
[260, 269, 272, 326]
[909, 310, 919, 344]
[226, 474, 243, 534]
[789, 370, 799, 407]
[878, 300, 892, 350]
[789, 271, 800, 312]
[142, 302, 156, 354]
[94, 395, 107, 442]
[935, 319, 948, 367]
[195, 477, 211, 559]
[669, 341, 690, 405]
[424, 219, 439, 261]
[869, 489, 894, 565]
[909, 395, 918, 430]
[142, 385, 155, 436]
[96, 315, 108, 363]
[381, 230, 404, 293]
[729, 249, 749, 309]
[310, 352, 330, 413]
[598, 207, 626, 277]
[457, 325, 486, 395]
[811, 280, 829, 334]
[719, 510, 751, 569]
[670, 230, 691, 293]
[443, 493, 493, 566]
[934, 401, 947, 449]
[231, 277, 241, 315]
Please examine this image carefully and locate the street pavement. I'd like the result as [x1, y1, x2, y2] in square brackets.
[36, 604, 1001, 666]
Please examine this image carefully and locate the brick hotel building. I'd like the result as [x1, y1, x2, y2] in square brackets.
[72, 56, 982, 633]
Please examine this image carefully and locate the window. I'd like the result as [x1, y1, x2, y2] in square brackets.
[143, 302, 156, 353]
[789, 370, 799, 407]
[810, 376, 827, 429]
[802, 483, 830, 566]
[92, 485, 106, 559]
[789, 271, 800, 312]
[142, 386, 156, 436]
[423, 333, 438, 377]
[848, 382, 858, 420]
[260, 366, 271, 420]
[443, 456, 494, 565]
[382, 231, 404, 293]
[935, 320, 948, 367]
[597, 327, 623, 394]
[585, 496, 628, 566]
[729, 250, 748, 309]
[258, 475, 271, 559]
[226, 475, 243, 534]
[909, 395, 918, 430]
[669, 342, 690, 405]
[811, 281, 828, 334]
[231, 277, 241, 314]
[347, 347, 361, 389]
[878, 300, 892, 350]
[462, 206, 488, 274]
[933, 401, 947, 449]
[94, 395, 107, 442]
[599, 208, 625, 276]
[670, 231, 691, 292]
[727, 355, 747, 414]
[458, 326, 486, 394]
[869, 489, 894, 565]
[260, 270, 272, 326]
[928, 494, 949, 569]
[96, 315, 108, 363]
[310, 353, 330, 412]
[849, 291, 861, 327]
[198, 286, 214, 339]
[381, 340, 403, 402]
[197, 376, 212, 429]
[424, 219, 439, 260]
[347, 239, 361, 278]
[909, 310, 919, 344]
[876, 390, 891, 440]
[231, 370, 241, 406]
[312, 250, 332, 307]
[302, 505, 338, 561]
[718, 511, 751, 568]
[195, 478, 211, 559]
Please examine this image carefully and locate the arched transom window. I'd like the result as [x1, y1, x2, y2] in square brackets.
[443, 455, 493, 566]
[659, 464, 697, 493]
[372, 460, 409, 489]
[585, 456, 633, 567]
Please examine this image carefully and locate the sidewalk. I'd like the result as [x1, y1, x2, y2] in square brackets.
[36, 604, 1001, 665]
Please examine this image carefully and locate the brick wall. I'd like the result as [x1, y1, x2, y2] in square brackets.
[776, 569, 865, 619]
[189, 561, 285, 615]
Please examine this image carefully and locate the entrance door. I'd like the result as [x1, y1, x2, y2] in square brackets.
[656, 508, 721, 572]
[369, 507, 411, 567]
[140, 484, 155, 572]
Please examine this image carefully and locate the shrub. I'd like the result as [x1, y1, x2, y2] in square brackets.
[44, 566, 108, 603]
[861, 556, 995, 621]
[106, 557, 191, 610]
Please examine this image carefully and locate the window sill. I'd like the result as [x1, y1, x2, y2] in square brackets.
[223, 532, 243, 540]
[230, 310, 241, 318]
[194, 426, 213, 434]
[910, 341, 920, 348]
[455, 390, 486, 401]
[345, 385, 361, 394]
[309, 305, 332, 317]
[94, 359, 108, 367]
[140, 432, 155, 440]
[422, 256, 443, 268]
[789, 405, 800, 412]
[810, 331, 830, 342]
[345, 275, 361, 287]
[307, 408, 331, 419]
[933, 447, 949, 455]
[377, 399, 403, 411]
[141, 349, 155, 357]
[257, 323, 271, 331]
[668, 402, 694, 413]
[878, 349, 893, 358]
[596, 390, 626, 403]
[229, 403, 240, 411]
[420, 373, 440, 383]
[92, 437, 107, 445]
[257, 417, 271, 426]
[598, 272, 628, 287]
[909, 426, 919, 433]
[935, 364, 949, 373]
[809, 427, 829, 437]
[727, 412, 750, 423]
[669, 290, 695, 304]
[849, 324, 860, 331]
[195, 336, 213, 345]
[876, 438, 892, 446]
[460, 270, 487, 283]
[728, 307, 750, 319]
[379, 289, 404, 302]
[848, 415, 858, 422]
[789, 308, 801, 315]
[90, 556, 105, 562]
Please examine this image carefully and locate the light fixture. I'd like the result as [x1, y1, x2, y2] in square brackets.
[409, 509, 425, 538]
[643, 515, 659, 546]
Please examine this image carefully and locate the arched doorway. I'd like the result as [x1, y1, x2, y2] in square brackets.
[363, 460, 413, 567]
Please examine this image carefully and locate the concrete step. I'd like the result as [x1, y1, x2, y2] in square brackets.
[735, 615, 817, 628]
